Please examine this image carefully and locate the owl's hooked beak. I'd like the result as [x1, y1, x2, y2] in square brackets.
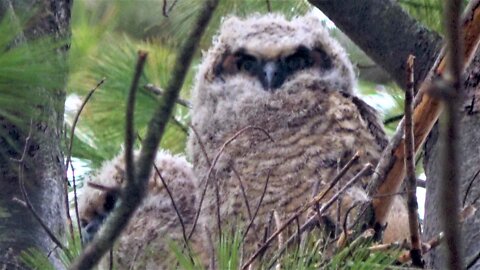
[261, 61, 286, 91]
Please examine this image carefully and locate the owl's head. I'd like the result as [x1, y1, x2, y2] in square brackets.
[196, 13, 354, 96]
[189, 13, 357, 154]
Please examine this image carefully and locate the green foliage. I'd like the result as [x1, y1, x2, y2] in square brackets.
[0, 10, 67, 157]
[20, 231, 82, 269]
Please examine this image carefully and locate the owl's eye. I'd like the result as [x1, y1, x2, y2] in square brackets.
[237, 55, 258, 72]
[285, 47, 312, 71]
[285, 55, 308, 70]
[104, 191, 118, 212]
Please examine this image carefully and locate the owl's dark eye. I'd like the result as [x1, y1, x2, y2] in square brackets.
[104, 191, 118, 212]
[285, 55, 307, 70]
[237, 54, 258, 73]
[284, 47, 313, 71]
[312, 48, 333, 70]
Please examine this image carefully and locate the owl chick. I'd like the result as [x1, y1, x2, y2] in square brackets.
[187, 12, 409, 258]
[78, 151, 205, 269]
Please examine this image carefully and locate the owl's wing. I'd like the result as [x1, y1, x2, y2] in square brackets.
[346, 93, 389, 149]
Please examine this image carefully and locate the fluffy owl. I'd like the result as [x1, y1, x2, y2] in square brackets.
[187, 12, 409, 258]
[78, 151, 206, 269]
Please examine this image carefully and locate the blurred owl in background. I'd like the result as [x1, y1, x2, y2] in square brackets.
[78, 151, 205, 269]
[188, 12, 409, 258]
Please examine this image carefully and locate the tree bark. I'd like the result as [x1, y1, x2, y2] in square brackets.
[0, 0, 71, 268]
[308, 0, 442, 91]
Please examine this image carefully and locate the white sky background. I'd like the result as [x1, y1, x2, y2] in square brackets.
[65, 9, 426, 220]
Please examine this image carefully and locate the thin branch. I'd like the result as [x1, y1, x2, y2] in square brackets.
[188, 126, 274, 240]
[242, 163, 372, 269]
[383, 114, 404, 125]
[70, 1, 218, 265]
[404, 55, 424, 267]
[232, 167, 253, 221]
[144, 84, 191, 108]
[437, 0, 464, 268]
[242, 170, 271, 242]
[70, 163, 82, 247]
[154, 165, 190, 251]
[462, 168, 480, 206]
[64, 78, 104, 244]
[65, 78, 105, 171]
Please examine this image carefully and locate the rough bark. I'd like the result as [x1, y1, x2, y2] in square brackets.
[308, 0, 442, 91]
[0, 0, 71, 268]
[424, 54, 480, 270]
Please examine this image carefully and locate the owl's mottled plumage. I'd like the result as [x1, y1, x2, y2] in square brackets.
[78, 151, 204, 269]
[188, 13, 408, 256]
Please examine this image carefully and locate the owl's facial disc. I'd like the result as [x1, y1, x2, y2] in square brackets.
[216, 46, 332, 91]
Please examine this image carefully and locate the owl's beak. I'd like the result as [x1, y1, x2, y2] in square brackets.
[261, 61, 285, 91]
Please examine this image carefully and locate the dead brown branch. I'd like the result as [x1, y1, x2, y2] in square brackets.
[404, 55, 424, 267]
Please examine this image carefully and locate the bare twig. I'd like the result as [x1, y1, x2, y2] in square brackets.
[213, 171, 222, 238]
[70, 2, 218, 266]
[383, 114, 404, 125]
[161, 0, 180, 17]
[232, 167, 253, 221]
[188, 126, 274, 240]
[404, 55, 423, 267]
[64, 78, 105, 244]
[70, 163, 82, 247]
[242, 171, 271, 242]
[462, 168, 480, 206]
[144, 84, 191, 108]
[242, 164, 372, 269]
[153, 165, 190, 250]
[13, 121, 67, 252]
[188, 123, 212, 165]
[65, 78, 105, 171]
